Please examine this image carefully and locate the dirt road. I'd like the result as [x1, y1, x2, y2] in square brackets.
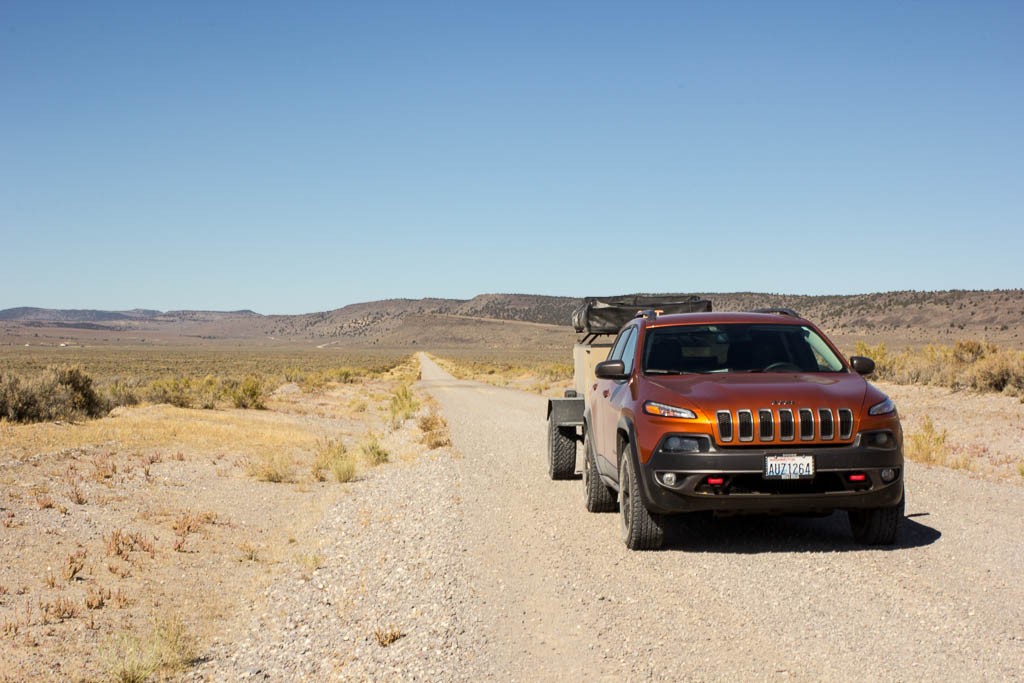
[417, 353, 1023, 682]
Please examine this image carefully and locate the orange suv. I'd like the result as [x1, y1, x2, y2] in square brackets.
[584, 309, 904, 550]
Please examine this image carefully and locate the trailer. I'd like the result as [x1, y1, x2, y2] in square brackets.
[545, 295, 713, 479]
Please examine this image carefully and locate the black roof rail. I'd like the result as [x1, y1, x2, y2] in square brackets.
[752, 307, 802, 318]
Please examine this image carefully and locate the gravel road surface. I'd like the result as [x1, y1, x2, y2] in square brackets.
[417, 353, 1022, 682]
[193, 354, 1023, 681]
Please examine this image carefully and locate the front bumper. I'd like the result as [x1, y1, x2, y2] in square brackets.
[637, 434, 904, 515]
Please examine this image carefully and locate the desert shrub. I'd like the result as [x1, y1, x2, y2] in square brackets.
[231, 376, 266, 409]
[196, 375, 223, 409]
[0, 365, 108, 423]
[855, 340, 1024, 397]
[145, 377, 194, 408]
[105, 379, 140, 408]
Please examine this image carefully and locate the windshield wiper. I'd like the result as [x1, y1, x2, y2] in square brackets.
[645, 369, 685, 375]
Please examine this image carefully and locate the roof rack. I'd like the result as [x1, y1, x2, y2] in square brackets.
[752, 307, 802, 318]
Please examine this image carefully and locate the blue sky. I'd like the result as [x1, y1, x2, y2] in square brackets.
[2, 1, 1021, 314]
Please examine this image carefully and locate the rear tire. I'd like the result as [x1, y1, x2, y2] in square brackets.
[583, 430, 617, 512]
[848, 489, 904, 545]
[547, 419, 576, 480]
[618, 443, 665, 550]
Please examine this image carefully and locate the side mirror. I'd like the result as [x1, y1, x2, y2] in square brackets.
[595, 359, 629, 380]
[850, 356, 875, 375]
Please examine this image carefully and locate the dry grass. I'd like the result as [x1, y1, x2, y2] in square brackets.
[0, 404, 323, 465]
[0, 346, 435, 679]
[312, 438, 357, 482]
[905, 416, 958, 467]
[247, 452, 295, 483]
[103, 614, 199, 683]
[360, 435, 389, 466]
[856, 340, 1024, 397]
[63, 549, 87, 582]
[389, 384, 420, 427]
[418, 410, 452, 450]
[373, 625, 405, 647]
[104, 529, 155, 560]
[431, 354, 573, 395]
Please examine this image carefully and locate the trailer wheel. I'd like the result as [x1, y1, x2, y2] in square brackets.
[547, 420, 576, 480]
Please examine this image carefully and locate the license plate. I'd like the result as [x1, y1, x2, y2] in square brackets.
[764, 454, 815, 480]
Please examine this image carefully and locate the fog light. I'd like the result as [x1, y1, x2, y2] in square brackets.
[664, 436, 700, 453]
[880, 468, 897, 482]
[870, 432, 893, 448]
[663, 472, 677, 486]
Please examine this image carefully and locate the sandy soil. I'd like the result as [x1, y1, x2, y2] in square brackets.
[0, 372, 425, 682]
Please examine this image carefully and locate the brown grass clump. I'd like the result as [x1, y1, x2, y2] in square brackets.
[104, 529, 155, 559]
[63, 549, 87, 582]
[171, 511, 216, 537]
[373, 625, 405, 647]
[65, 468, 87, 504]
[41, 595, 79, 622]
[419, 411, 452, 449]
[85, 586, 111, 610]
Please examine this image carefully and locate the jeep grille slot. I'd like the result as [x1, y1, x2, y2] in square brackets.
[716, 411, 733, 442]
[799, 409, 814, 440]
[713, 407, 856, 445]
[779, 409, 795, 441]
[819, 408, 835, 440]
[737, 410, 754, 442]
[838, 409, 854, 440]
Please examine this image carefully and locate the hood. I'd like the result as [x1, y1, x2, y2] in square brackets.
[643, 372, 869, 413]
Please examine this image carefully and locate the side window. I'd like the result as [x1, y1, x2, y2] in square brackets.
[620, 328, 639, 375]
[608, 326, 633, 361]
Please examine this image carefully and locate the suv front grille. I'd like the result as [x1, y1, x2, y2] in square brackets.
[715, 407, 855, 445]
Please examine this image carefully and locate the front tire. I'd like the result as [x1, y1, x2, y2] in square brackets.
[547, 419, 576, 480]
[848, 489, 904, 545]
[618, 443, 665, 550]
[583, 430, 617, 513]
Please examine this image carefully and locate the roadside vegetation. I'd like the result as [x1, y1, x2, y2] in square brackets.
[854, 340, 1024, 398]
[0, 347, 406, 423]
[432, 353, 573, 396]
[0, 347, 451, 680]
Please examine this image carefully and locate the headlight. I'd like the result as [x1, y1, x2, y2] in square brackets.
[869, 397, 895, 416]
[643, 401, 696, 419]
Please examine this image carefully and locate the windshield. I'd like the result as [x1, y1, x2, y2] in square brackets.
[642, 324, 845, 374]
